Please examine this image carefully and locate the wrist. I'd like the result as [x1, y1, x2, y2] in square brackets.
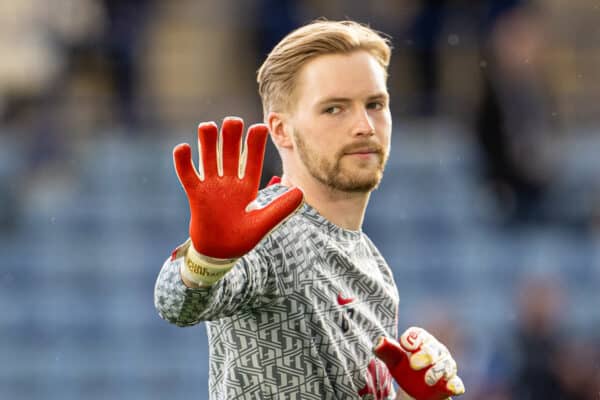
[180, 243, 238, 287]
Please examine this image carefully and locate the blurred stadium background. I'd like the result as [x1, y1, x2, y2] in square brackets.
[1, 0, 599, 399]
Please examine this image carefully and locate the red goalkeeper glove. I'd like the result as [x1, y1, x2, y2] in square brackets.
[173, 117, 303, 286]
[374, 327, 465, 400]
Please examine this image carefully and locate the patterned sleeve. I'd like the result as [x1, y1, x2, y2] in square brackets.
[154, 238, 282, 327]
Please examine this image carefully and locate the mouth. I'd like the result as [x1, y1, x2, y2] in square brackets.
[344, 146, 380, 156]
[343, 148, 381, 160]
[346, 150, 377, 155]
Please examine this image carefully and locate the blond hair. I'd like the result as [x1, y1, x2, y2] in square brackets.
[257, 20, 392, 116]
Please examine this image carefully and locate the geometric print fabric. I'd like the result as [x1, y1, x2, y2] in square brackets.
[154, 184, 399, 399]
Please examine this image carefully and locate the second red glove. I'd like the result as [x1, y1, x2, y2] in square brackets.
[373, 327, 465, 400]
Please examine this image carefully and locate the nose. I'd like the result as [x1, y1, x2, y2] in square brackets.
[353, 107, 375, 137]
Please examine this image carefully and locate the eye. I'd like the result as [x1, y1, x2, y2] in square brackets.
[323, 105, 342, 115]
[367, 101, 384, 110]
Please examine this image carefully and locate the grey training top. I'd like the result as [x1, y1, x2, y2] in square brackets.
[154, 184, 399, 400]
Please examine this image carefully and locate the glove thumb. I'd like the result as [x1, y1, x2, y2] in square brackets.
[373, 336, 408, 371]
[248, 187, 304, 236]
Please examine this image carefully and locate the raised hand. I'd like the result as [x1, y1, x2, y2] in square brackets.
[173, 117, 303, 285]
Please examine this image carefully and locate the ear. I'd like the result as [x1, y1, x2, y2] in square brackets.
[267, 112, 294, 150]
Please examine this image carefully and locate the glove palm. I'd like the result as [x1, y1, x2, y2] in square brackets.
[173, 117, 303, 283]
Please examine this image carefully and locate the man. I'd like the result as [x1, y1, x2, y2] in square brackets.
[154, 20, 464, 400]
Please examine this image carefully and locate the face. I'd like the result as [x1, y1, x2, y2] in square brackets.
[286, 51, 392, 193]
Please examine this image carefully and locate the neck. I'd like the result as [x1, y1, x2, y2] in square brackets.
[280, 174, 370, 231]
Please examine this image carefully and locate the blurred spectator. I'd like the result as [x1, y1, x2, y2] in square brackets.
[399, 0, 562, 224]
[255, 0, 302, 61]
[0, 0, 104, 126]
[475, 0, 560, 224]
[95, 0, 154, 130]
[509, 276, 566, 398]
[0, 0, 155, 137]
[477, 275, 600, 399]
[554, 339, 600, 399]
[405, 0, 449, 116]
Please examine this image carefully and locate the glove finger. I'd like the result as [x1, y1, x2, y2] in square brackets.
[400, 326, 426, 353]
[243, 124, 269, 187]
[408, 334, 448, 371]
[250, 187, 303, 236]
[173, 143, 201, 189]
[446, 375, 465, 396]
[221, 117, 243, 177]
[373, 336, 409, 371]
[424, 355, 457, 386]
[198, 122, 219, 178]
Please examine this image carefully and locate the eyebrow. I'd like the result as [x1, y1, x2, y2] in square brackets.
[315, 93, 389, 107]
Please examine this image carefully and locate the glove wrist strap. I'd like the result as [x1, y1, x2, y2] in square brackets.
[181, 243, 238, 286]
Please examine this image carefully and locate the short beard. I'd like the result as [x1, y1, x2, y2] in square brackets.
[294, 129, 387, 193]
